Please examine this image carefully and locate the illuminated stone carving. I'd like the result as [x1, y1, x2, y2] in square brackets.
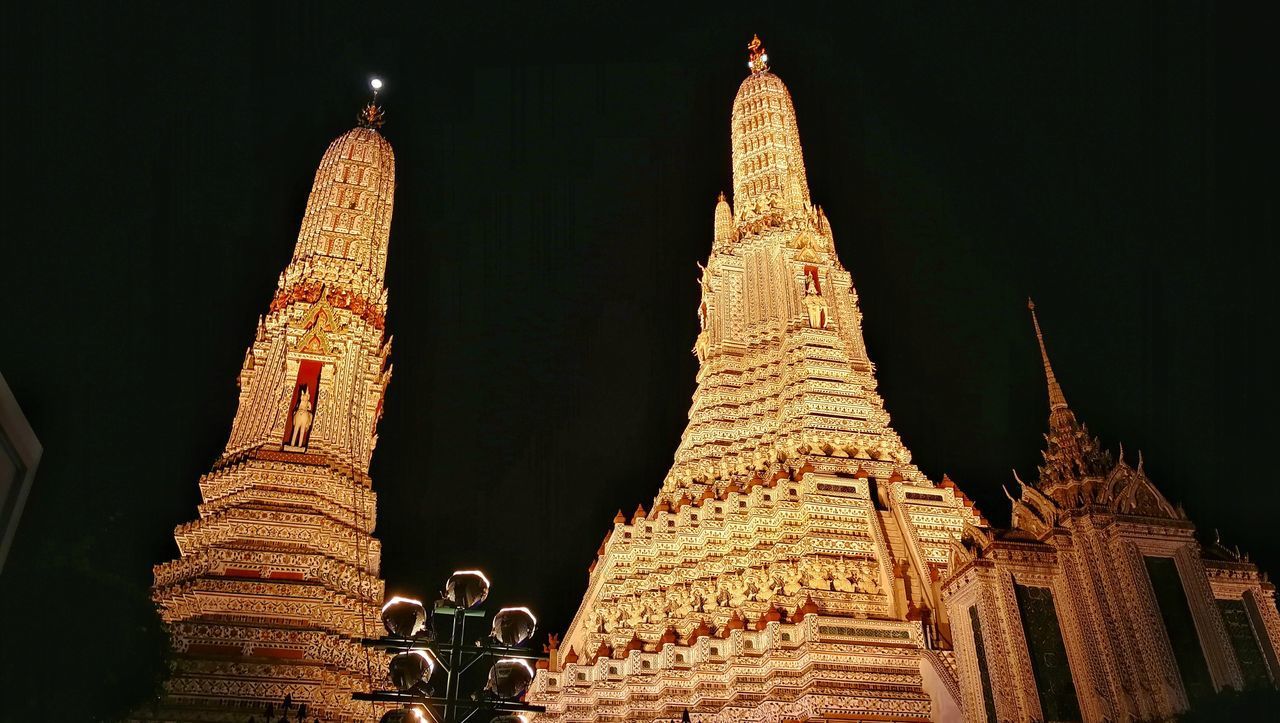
[140, 102, 396, 722]
[531, 37, 983, 723]
[289, 388, 314, 448]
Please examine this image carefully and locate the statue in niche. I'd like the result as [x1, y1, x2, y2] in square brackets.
[803, 275, 828, 330]
[290, 387, 314, 448]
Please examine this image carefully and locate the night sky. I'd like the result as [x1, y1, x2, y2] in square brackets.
[2, 1, 1277, 711]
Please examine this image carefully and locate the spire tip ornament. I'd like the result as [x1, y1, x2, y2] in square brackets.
[747, 34, 769, 73]
[359, 77, 386, 129]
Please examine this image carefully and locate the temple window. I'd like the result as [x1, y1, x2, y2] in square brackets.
[1144, 556, 1213, 701]
[968, 606, 998, 723]
[1013, 583, 1081, 719]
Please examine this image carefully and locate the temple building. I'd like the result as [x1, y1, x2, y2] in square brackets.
[140, 99, 396, 721]
[940, 301, 1280, 721]
[529, 37, 1280, 722]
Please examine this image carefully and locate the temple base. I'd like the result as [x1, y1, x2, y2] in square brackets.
[531, 616, 955, 722]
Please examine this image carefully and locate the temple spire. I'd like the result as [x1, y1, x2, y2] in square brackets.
[1026, 299, 1113, 496]
[151, 97, 395, 721]
[1028, 298, 1068, 412]
[731, 36, 810, 220]
[289, 86, 396, 285]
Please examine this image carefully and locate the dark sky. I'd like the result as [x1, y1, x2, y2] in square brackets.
[2, 0, 1277, 675]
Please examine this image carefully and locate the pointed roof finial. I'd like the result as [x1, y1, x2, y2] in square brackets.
[747, 34, 769, 73]
[358, 77, 386, 129]
[1028, 298, 1068, 412]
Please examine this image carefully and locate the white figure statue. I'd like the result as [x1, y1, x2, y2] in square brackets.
[290, 387, 314, 447]
[803, 275, 828, 330]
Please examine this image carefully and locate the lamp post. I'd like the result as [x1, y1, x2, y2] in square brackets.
[355, 570, 548, 723]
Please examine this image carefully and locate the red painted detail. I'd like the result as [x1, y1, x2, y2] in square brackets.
[270, 570, 305, 580]
[224, 567, 262, 579]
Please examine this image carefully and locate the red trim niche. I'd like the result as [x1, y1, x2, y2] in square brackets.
[282, 359, 323, 446]
[803, 265, 822, 293]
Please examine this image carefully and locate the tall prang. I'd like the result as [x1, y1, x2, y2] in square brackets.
[530, 37, 982, 722]
[143, 98, 396, 722]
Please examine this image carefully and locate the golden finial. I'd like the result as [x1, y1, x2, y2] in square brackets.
[1027, 298, 1068, 411]
[747, 34, 769, 73]
[358, 77, 385, 129]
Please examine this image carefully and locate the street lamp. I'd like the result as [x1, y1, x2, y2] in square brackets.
[382, 596, 429, 637]
[356, 569, 548, 723]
